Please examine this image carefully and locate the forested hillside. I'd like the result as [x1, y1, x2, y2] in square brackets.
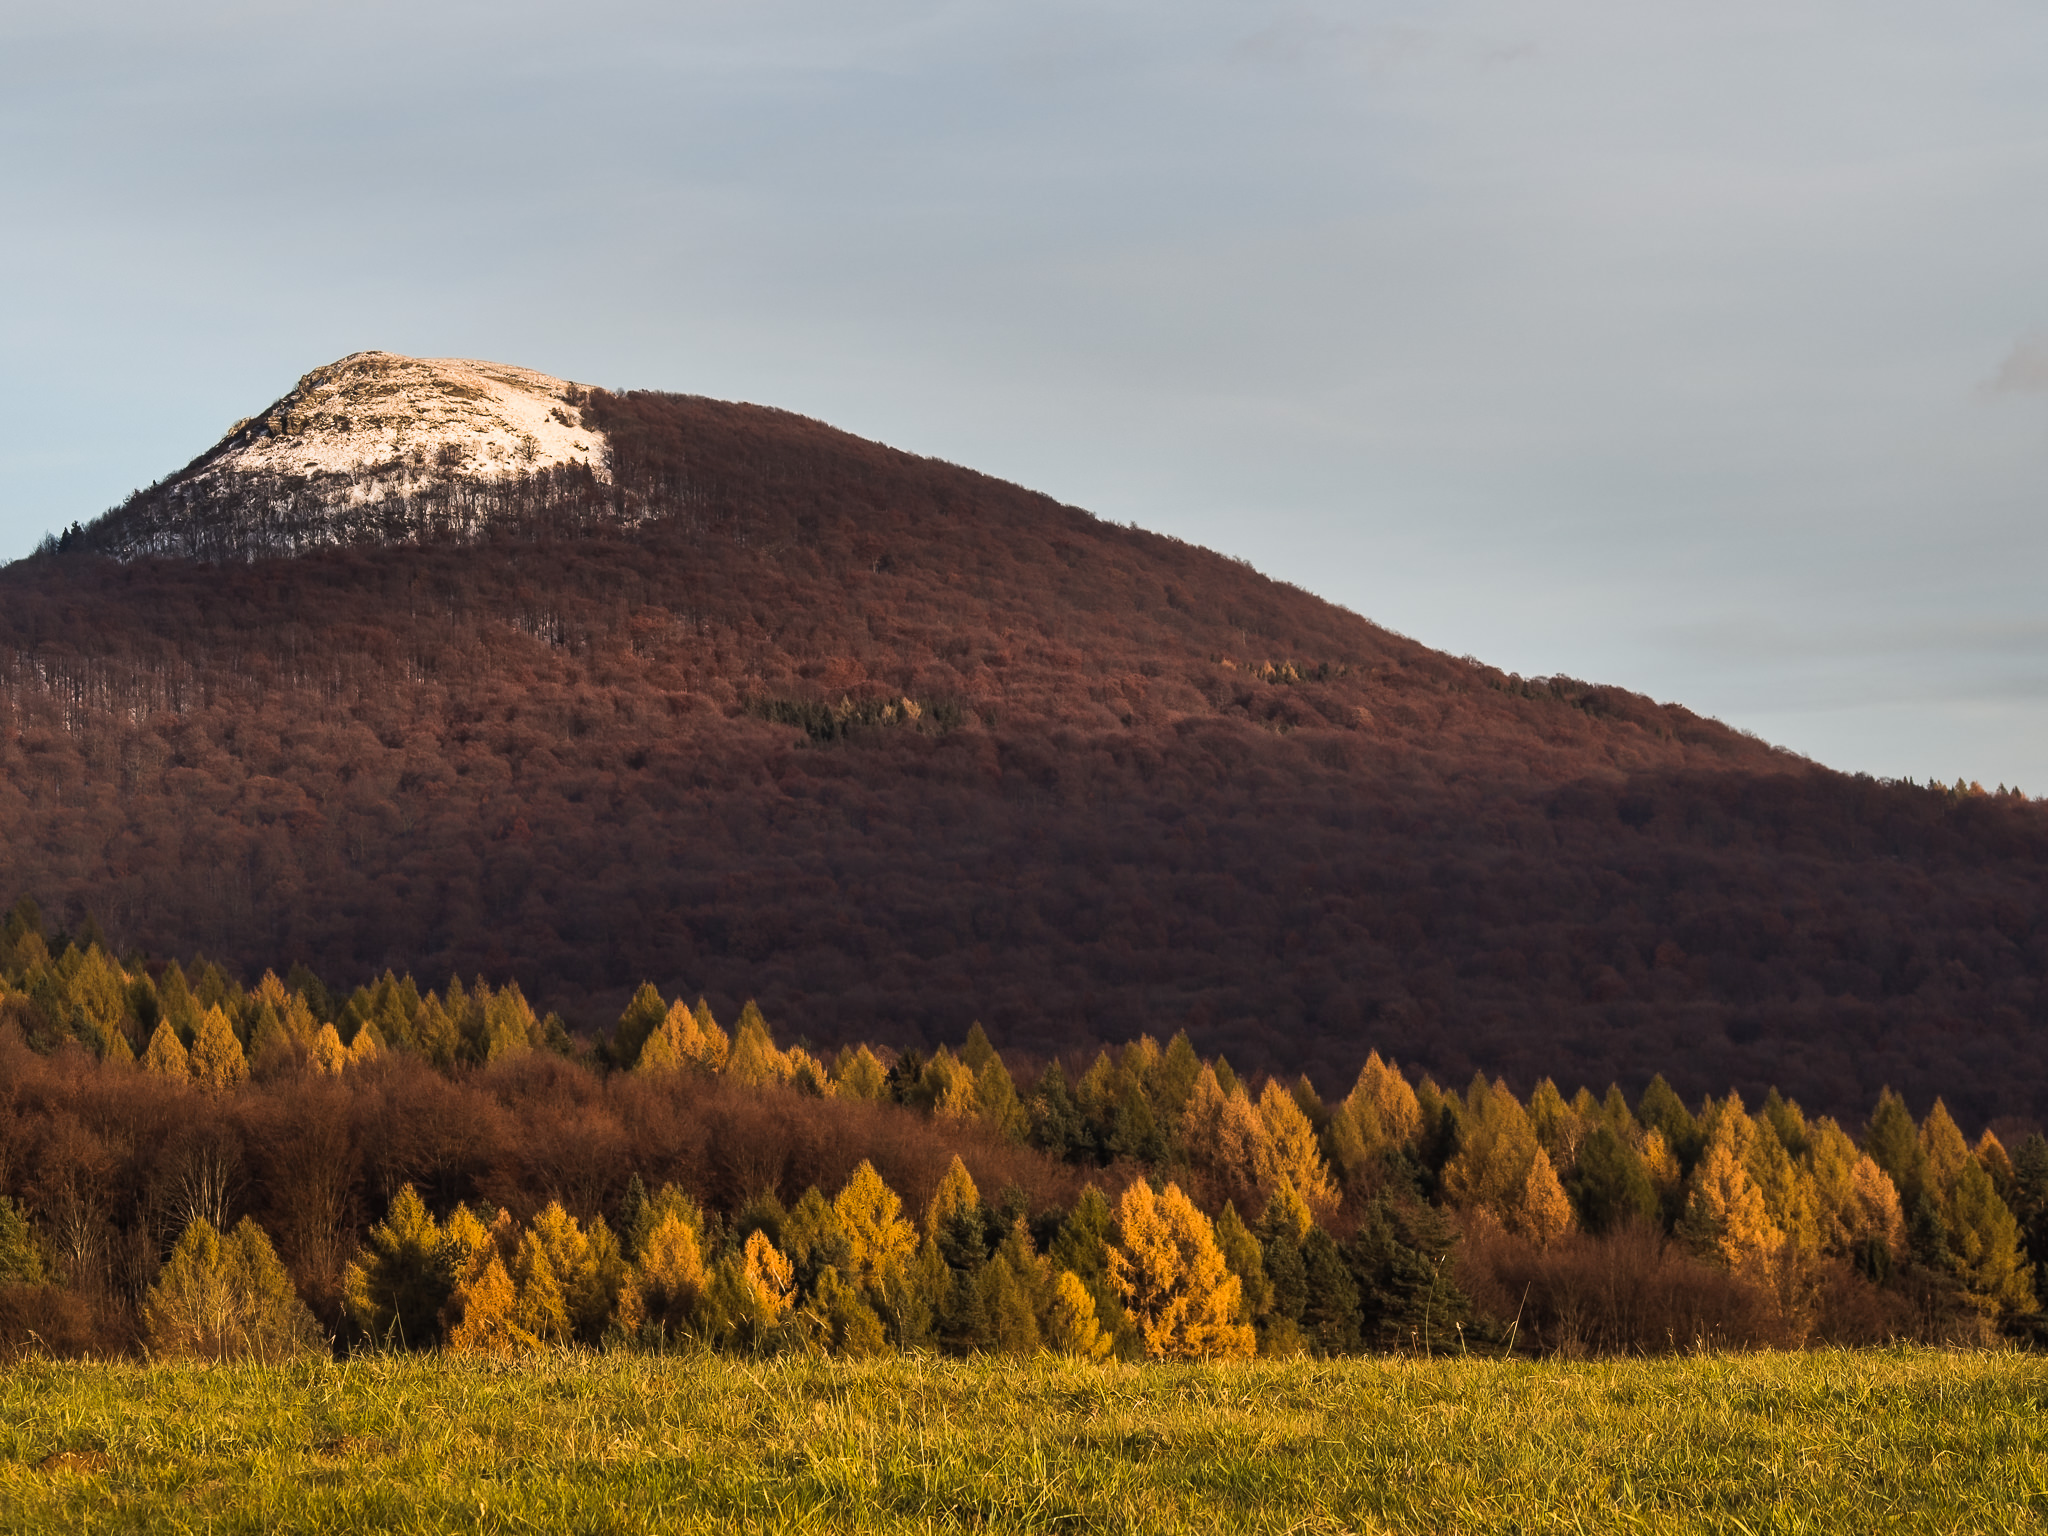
[3, 382, 2047, 1124]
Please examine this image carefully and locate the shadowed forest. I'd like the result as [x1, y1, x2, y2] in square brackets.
[1, 907, 2042, 1365]
[1, 388, 2045, 1134]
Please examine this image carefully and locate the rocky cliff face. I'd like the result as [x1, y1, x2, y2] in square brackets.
[69, 353, 613, 560]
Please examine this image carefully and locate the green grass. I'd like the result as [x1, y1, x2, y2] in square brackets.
[3, 1349, 2046, 1533]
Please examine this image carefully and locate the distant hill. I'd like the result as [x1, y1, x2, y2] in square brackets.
[6, 357, 2046, 1125]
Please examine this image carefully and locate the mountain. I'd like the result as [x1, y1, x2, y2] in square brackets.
[7, 355, 2047, 1126]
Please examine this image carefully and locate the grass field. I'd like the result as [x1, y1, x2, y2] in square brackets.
[3, 1349, 2046, 1533]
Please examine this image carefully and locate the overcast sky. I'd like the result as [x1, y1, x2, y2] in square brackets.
[4, 0, 2046, 789]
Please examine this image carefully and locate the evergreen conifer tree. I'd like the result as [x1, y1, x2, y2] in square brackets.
[612, 982, 668, 1068]
[1300, 1227, 1362, 1355]
[1346, 1195, 1471, 1353]
[0, 1196, 46, 1284]
[1567, 1125, 1659, 1234]
[1028, 1063, 1091, 1162]
[342, 1185, 448, 1348]
[1210, 1201, 1270, 1325]
[1864, 1089, 1925, 1206]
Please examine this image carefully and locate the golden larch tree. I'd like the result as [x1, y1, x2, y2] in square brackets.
[1109, 1181, 1255, 1361]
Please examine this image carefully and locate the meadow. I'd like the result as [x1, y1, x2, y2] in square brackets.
[4, 1349, 2045, 1533]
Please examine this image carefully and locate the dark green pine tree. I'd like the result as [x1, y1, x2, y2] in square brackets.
[1865, 1089, 1926, 1209]
[1049, 1187, 1123, 1337]
[1567, 1126, 1660, 1234]
[1210, 1201, 1270, 1326]
[1257, 1207, 1307, 1333]
[1635, 1075, 1700, 1167]
[2009, 1134, 2048, 1292]
[610, 983, 668, 1069]
[1029, 1064, 1093, 1163]
[1107, 1079, 1170, 1166]
[616, 1174, 650, 1262]
[1346, 1195, 1473, 1354]
[938, 1264, 991, 1353]
[1300, 1227, 1362, 1356]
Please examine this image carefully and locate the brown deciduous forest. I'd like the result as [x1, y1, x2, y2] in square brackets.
[0, 910, 2042, 1363]
[2, 387, 2045, 1135]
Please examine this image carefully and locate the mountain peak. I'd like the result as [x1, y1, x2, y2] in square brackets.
[65, 352, 611, 561]
[207, 351, 606, 482]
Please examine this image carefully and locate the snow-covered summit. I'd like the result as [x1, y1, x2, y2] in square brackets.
[203, 352, 607, 482]
[64, 352, 622, 561]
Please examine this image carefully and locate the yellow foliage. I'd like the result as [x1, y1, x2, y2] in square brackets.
[1047, 1269, 1113, 1360]
[830, 1045, 888, 1100]
[144, 1217, 322, 1362]
[309, 1023, 350, 1076]
[1919, 1100, 1971, 1207]
[447, 1251, 533, 1356]
[188, 1004, 248, 1092]
[1109, 1181, 1255, 1362]
[140, 1018, 191, 1081]
[738, 1230, 796, 1322]
[725, 1004, 791, 1087]
[1256, 1081, 1337, 1219]
[1515, 1149, 1575, 1246]
[1679, 1128, 1783, 1271]
[1336, 1051, 1421, 1169]
[833, 1160, 917, 1288]
[925, 1155, 980, 1238]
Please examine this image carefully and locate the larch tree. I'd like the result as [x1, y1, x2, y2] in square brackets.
[1257, 1080, 1338, 1219]
[1678, 1123, 1783, 1271]
[1864, 1089, 1925, 1206]
[830, 1044, 888, 1101]
[510, 1229, 572, 1345]
[1566, 1125, 1658, 1234]
[1918, 1101, 1972, 1209]
[1743, 1115, 1820, 1257]
[612, 982, 668, 1067]
[144, 1217, 321, 1362]
[725, 1002, 790, 1087]
[833, 1161, 917, 1291]
[308, 1023, 350, 1076]
[924, 1155, 981, 1238]
[1046, 1268, 1113, 1359]
[634, 1206, 709, 1334]
[1331, 1051, 1422, 1182]
[189, 1004, 248, 1092]
[140, 1017, 191, 1081]
[1109, 1181, 1255, 1362]
[1514, 1150, 1576, 1246]
[1946, 1157, 2036, 1323]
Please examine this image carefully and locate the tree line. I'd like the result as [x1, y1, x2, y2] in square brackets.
[0, 896, 2042, 1362]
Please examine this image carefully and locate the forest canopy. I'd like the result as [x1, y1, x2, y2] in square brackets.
[1, 903, 2041, 1365]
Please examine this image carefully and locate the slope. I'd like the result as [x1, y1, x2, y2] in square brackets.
[4, 384, 2046, 1124]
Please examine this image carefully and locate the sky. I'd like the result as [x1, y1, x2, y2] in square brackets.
[4, 0, 2046, 789]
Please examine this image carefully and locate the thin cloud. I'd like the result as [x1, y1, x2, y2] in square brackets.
[1989, 333, 2048, 394]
